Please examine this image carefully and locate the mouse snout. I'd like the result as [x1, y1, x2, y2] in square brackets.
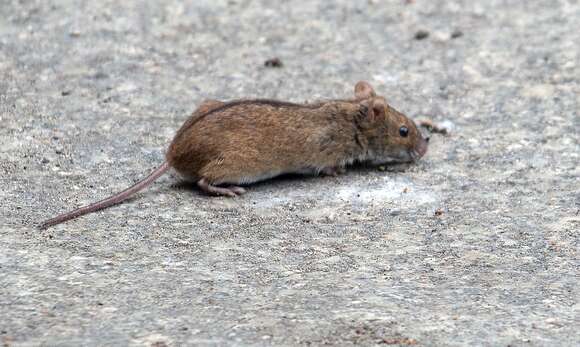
[415, 136, 429, 158]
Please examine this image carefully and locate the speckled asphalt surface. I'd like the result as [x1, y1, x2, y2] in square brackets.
[1, 1, 578, 346]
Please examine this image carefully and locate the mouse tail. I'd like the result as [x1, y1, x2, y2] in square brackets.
[39, 161, 171, 230]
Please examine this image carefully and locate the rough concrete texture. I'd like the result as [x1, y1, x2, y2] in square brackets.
[1, 0, 578, 346]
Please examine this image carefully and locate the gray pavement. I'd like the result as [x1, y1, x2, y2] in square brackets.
[1, 0, 578, 346]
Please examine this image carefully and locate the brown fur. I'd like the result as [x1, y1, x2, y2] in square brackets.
[166, 81, 428, 186]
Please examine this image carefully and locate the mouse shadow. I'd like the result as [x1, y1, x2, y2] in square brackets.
[169, 174, 306, 194]
[169, 162, 415, 195]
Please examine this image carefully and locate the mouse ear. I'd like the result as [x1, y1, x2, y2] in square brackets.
[354, 81, 376, 100]
[364, 97, 386, 121]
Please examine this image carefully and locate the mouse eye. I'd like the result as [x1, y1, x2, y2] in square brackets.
[399, 126, 409, 137]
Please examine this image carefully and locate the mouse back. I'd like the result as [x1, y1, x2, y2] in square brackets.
[165, 98, 363, 183]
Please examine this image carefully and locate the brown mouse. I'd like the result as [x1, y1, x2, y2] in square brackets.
[39, 81, 429, 229]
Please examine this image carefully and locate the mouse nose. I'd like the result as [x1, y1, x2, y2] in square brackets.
[425, 136, 430, 142]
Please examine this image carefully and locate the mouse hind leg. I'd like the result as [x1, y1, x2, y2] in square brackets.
[196, 153, 289, 197]
[197, 178, 246, 197]
[196, 158, 250, 197]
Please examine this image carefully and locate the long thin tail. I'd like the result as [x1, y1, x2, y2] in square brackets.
[39, 161, 171, 229]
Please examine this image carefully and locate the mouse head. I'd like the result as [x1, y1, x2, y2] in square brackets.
[354, 81, 429, 163]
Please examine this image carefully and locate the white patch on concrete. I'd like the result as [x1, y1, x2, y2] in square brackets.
[335, 176, 438, 207]
[521, 84, 556, 98]
[131, 334, 172, 347]
[251, 176, 438, 215]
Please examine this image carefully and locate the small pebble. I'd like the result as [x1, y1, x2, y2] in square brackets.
[390, 209, 402, 216]
[451, 29, 463, 39]
[418, 119, 454, 135]
[438, 119, 456, 133]
[264, 57, 283, 68]
[414, 30, 429, 40]
[94, 72, 108, 79]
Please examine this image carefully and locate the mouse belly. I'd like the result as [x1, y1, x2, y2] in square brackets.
[169, 150, 339, 197]
[194, 160, 326, 186]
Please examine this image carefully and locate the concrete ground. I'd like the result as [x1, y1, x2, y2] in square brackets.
[1, 0, 578, 346]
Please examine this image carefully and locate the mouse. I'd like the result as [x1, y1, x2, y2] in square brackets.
[39, 81, 429, 229]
